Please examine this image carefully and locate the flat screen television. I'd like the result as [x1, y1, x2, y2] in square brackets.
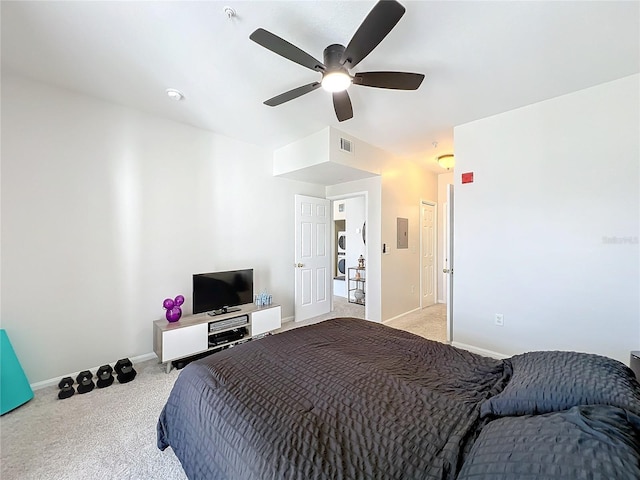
[193, 269, 253, 315]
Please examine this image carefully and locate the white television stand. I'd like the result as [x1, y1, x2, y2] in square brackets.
[153, 303, 281, 373]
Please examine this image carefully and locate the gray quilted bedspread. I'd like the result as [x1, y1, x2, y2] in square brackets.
[457, 405, 640, 480]
[157, 318, 504, 480]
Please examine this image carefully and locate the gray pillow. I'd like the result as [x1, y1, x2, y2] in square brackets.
[480, 351, 640, 417]
[458, 405, 640, 480]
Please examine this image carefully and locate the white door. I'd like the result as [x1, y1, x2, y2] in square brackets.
[421, 202, 436, 307]
[445, 185, 454, 343]
[294, 194, 331, 322]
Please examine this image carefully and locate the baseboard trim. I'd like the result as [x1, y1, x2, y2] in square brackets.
[30, 352, 158, 391]
[280, 315, 296, 326]
[382, 307, 421, 324]
[451, 341, 510, 360]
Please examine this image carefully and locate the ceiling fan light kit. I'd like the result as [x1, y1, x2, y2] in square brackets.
[250, 0, 424, 122]
[321, 71, 351, 93]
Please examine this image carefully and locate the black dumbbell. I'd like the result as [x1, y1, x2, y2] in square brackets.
[96, 364, 114, 388]
[114, 358, 137, 384]
[76, 370, 95, 394]
[58, 376, 75, 400]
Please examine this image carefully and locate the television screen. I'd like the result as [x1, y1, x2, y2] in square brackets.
[193, 269, 253, 314]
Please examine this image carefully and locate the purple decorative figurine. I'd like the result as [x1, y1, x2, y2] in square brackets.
[163, 295, 184, 323]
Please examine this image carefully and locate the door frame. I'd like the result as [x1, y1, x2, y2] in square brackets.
[445, 184, 454, 343]
[327, 192, 369, 320]
[419, 200, 438, 309]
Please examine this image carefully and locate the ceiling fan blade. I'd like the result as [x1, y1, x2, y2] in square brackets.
[264, 82, 321, 106]
[353, 71, 424, 90]
[341, 0, 406, 69]
[332, 91, 353, 122]
[250, 28, 325, 72]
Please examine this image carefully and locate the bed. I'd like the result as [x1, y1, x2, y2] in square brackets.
[157, 318, 640, 480]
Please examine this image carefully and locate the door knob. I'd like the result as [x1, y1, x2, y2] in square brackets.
[443, 268, 450, 273]
[295, 263, 305, 268]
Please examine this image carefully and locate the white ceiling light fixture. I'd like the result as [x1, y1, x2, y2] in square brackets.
[166, 88, 185, 101]
[321, 70, 351, 92]
[437, 154, 455, 170]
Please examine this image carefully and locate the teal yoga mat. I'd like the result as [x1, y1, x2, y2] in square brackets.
[1, 329, 34, 415]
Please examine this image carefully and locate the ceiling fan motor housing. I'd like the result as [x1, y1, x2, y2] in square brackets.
[323, 44, 348, 75]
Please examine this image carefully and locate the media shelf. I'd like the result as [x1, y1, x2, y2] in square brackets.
[348, 267, 366, 306]
[153, 303, 281, 373]
[208, 314, 249, 348]
[208, 326, 248, 348]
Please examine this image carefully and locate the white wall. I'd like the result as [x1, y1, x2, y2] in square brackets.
[333, 200, 346, 221]
[453, 74, 639, 364]
[273, 126, 382, 182]
[1, 74, 324, 383]
[344, 196, 366, 274]
[273, 128, 329, 175]
[381, 161, 439, 320]
[328, 127, 384, 174]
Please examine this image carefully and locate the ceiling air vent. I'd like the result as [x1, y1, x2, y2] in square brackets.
[339, 137, 354, 154]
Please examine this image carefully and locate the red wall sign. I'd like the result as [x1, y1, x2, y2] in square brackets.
[461, 172, 474, 184]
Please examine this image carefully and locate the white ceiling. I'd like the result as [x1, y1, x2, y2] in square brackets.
[2, 1, 638, 173]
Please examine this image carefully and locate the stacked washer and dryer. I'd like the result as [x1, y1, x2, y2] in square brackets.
[333, 229, 348, 298]
[336, 231, 346, 278]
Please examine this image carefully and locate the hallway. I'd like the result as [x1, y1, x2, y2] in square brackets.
[278, 299, 447, 345]
[384, 303, 447, 343]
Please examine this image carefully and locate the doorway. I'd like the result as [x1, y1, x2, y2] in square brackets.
[329, 194, 368, 320]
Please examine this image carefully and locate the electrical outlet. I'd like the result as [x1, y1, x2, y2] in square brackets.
[495, 314, 504, 326]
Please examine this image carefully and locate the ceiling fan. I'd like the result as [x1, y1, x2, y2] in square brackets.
[249, 0, 424, 122]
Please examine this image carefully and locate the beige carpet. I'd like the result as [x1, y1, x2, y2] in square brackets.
[279, 297, 447, 344]
[276, 295, 365, 333]
[384, 303, 448, 344]
[0, 360, 187, 480]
